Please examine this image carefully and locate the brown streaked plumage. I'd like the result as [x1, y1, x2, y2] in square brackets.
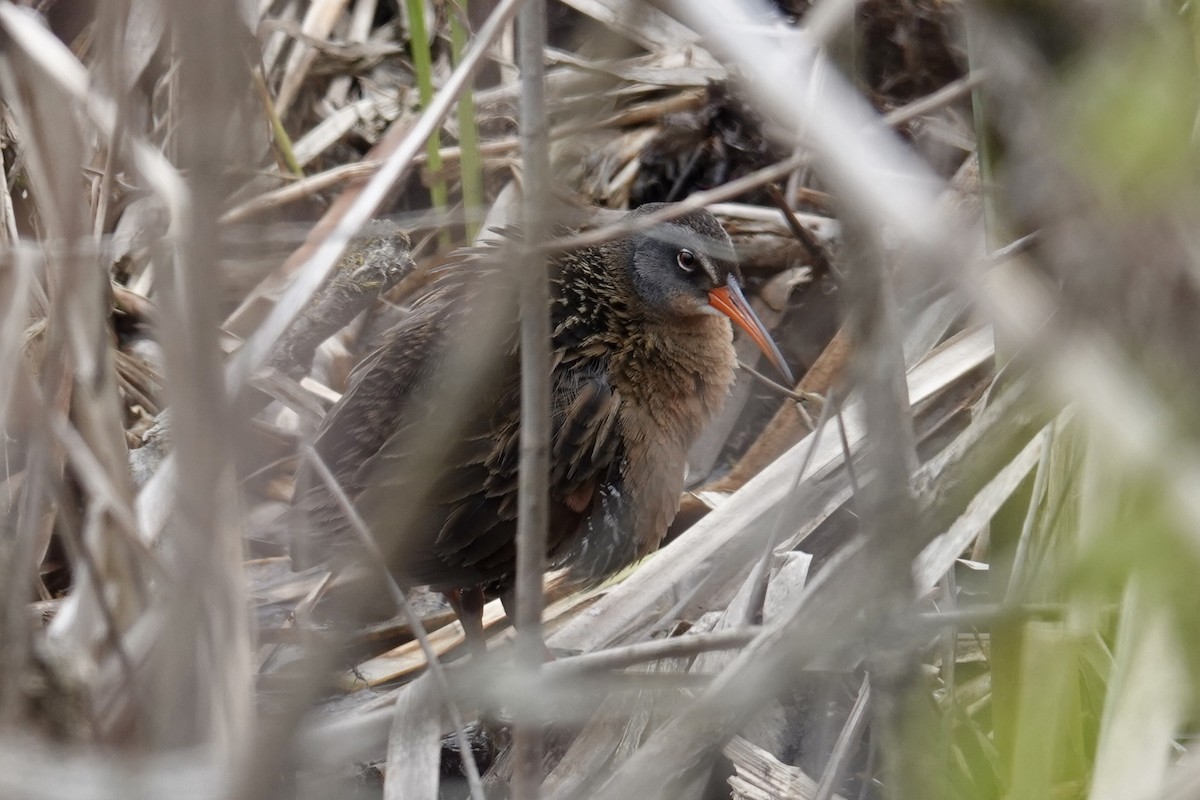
[292, 203, 792, 640]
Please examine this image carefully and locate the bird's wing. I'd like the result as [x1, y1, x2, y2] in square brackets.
[292, 228, 628, 586]
[313, 300, 450, 494]
[310, 230, 524, 496]
[424, 360, 626, 578]
[289, 299, 455, 569]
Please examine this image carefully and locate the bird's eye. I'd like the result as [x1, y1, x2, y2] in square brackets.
[676, 249, 697, 272]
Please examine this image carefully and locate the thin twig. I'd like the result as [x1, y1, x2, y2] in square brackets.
[737, 360, 822, 430]
[886, 70, 987, 127]
[550, 154, 811, 253]
[544, 629, 760, 678]
[765, 182, 839, 282]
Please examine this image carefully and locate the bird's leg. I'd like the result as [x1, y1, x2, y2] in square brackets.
[500, 589, 556, 662]
[444, 587, 488, 660]
[443, 588, 505, 750]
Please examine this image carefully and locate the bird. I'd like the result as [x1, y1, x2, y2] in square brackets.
[292, 203, 793, 651]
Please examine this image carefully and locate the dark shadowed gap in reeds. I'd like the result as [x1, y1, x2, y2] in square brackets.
[1, 1, 1199, 799]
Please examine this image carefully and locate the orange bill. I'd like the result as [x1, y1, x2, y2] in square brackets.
[708, 276, 795, 385]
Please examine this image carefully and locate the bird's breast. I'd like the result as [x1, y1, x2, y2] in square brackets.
[601, 318, 736, 563]
[609, 316, 738, 448]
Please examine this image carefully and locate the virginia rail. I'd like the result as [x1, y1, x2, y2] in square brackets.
[293, 203, 792, 648]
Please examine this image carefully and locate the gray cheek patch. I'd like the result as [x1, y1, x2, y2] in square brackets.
[655, 225, 726, 284]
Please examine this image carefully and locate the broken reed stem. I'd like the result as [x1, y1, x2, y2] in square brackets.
[514, 0, 551, 794]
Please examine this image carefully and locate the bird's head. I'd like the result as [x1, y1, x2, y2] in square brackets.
[625, 204, 794, 384]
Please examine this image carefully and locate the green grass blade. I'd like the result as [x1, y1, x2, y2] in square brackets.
[405, 0, 451, 248]
[450, 0, 484, 240]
